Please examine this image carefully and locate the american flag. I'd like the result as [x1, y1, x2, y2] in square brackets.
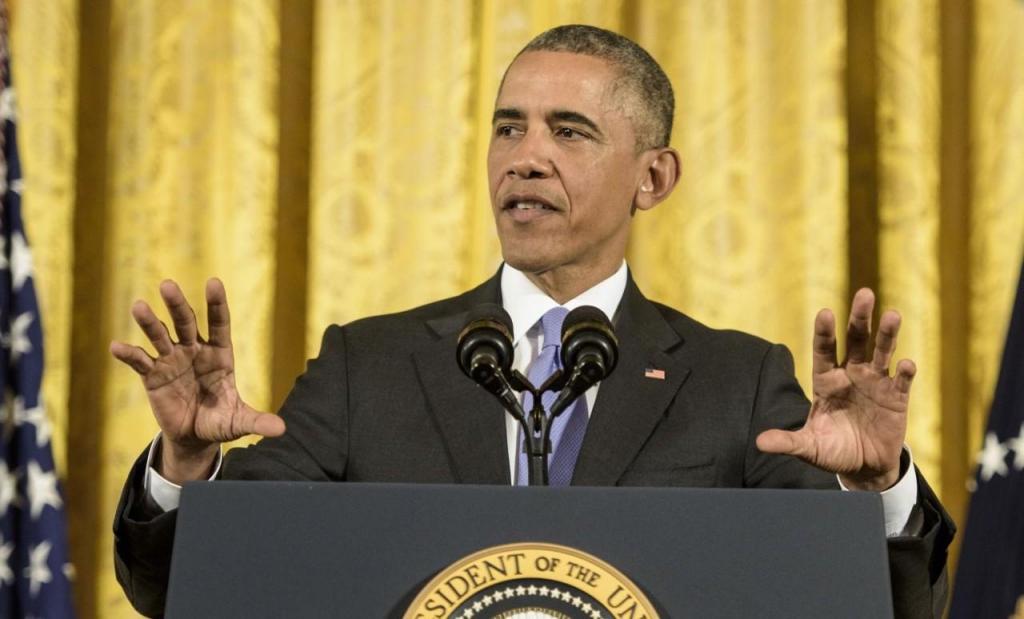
[644, 366, 665, 380]
[0, 2, 76, 616]
[949, 261, 1024, 619]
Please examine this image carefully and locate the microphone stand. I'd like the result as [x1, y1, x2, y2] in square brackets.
[485, 366, 589, 486]
[458, 304, 616, 487]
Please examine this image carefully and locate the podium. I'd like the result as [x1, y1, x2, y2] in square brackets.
[166, 482, 894, 618]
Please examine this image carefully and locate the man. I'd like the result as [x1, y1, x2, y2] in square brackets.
[111, 25, 953, 618]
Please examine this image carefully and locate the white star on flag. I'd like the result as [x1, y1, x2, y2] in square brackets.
[9, 230, 33, 292]
[0, 86, 14, 123]
[0, 461, 16, 514]
[7, 311, 34, 363]
[977, 432, 1010, 482]
[14, 396, 51, 448]
[0, 534, 13, 587]
[25, 461, 62, 520]
[23, 541, 52, 597]
[1008, 422, 1024, 472]
[0, 234, 7, 270]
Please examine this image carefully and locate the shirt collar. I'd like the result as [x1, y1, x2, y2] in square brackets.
[500, 261, 628, 344]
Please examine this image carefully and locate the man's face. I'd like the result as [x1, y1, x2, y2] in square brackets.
[488, 51, 650, 284]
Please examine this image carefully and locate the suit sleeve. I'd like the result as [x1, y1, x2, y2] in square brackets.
[887, 470, 956, 619]
[744, 344, 955, 619]
[111, 325, 351, 617]
[113, 449, 179, 618]
[220, 324, 350, 480]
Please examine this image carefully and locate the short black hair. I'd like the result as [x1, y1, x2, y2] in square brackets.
[514, 24, 674, 151]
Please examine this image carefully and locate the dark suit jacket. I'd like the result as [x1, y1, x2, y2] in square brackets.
[114, 271, 955, 618]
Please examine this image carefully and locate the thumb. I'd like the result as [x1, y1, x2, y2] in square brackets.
[756, 429, 812, 458]
[236, 408, 287, 439]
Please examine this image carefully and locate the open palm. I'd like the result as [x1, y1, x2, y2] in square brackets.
[757, 289, 914, 491]
[110, 279, 285, 481]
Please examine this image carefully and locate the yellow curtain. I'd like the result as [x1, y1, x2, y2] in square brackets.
[9, 0, 1024, 616]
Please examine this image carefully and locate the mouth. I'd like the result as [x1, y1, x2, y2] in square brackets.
[502, 195, 560, 214]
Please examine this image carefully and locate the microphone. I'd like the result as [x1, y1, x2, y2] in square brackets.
[561, 305, 618, 385]
[456, 303, 515, 396]
[549, 306, 618, 416]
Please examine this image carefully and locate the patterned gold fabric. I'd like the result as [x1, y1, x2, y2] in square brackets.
[875, 0, 944, 499]
[9, 0, 1024, 616]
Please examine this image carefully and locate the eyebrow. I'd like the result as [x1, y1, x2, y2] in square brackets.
[491, 107, 605, 139]
[550, 110, 604, 138]
[492, 108, 525, 124]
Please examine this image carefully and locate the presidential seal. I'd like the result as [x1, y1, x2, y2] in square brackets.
[404, 542, 659, 619]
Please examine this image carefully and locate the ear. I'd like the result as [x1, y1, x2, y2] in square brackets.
[633, 148, 681, 212]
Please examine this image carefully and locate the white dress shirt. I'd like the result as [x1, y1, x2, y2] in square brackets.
[500, 261, 627, 483]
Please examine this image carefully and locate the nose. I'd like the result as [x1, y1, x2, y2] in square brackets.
[507, 130, 554, 179]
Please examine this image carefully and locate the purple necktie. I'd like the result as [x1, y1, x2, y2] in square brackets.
[516, 307, 589, 486]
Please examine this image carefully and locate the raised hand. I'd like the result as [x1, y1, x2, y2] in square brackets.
[756, 288, 914, 491]
[109, 279, 285, 484]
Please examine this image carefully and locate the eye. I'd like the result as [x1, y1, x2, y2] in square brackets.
[495, 125, 521, 137]
[556, 127, 586, 139]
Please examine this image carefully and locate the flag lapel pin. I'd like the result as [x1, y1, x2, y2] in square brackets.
[644, 366, 666, 380]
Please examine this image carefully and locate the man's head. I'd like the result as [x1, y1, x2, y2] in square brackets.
[487, 26, 680, 302]
[511, 24, 674, 152]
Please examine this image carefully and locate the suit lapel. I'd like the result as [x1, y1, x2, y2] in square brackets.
[412, 274, 511, 485]
[572, 278, 692, 486]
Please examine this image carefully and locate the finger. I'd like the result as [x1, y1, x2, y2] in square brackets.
[871, 310, 901, 374]
[236, 409, 286, 439]
[160, 279, 199, 346]
[893, 358, 917, 395]
[110, 341, 156, 375]
[756, 428, 814, 459]
[131, 300, 175, 357]
[206, 278, 232, 348]
[845, 288, 875, 365]
[812, 309, 838, 375]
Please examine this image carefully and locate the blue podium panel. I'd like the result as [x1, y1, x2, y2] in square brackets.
[167, 483, 893, 619]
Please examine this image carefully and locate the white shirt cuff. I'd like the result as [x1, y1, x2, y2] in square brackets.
[837, 445, 918, 538]
[143, 432, 223, 513]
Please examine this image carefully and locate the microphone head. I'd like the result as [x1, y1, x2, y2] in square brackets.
[456, 303, 515, 381]
[560, 306, 618, 382]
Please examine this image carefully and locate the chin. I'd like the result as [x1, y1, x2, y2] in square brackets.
[498, 232, 572, 275]
[501, 252, 556, 275]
